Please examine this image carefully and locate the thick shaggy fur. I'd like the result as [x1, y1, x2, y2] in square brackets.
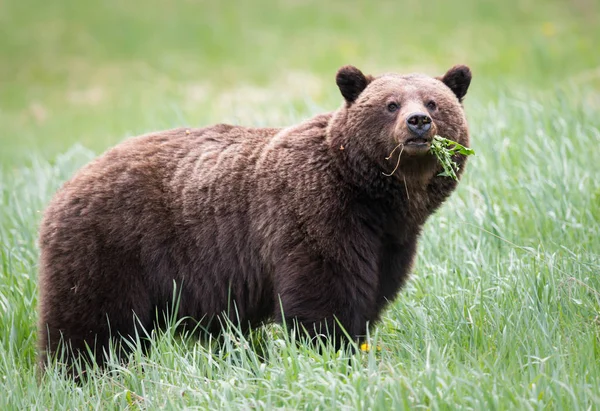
[37, 65, 472, 371]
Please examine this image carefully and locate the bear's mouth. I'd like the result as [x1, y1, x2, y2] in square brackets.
[404, 137, 432, 147]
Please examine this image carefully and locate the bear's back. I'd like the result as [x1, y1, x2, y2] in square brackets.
[40, 124, 281, 256]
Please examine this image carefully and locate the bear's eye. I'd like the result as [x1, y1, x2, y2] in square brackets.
[426, 100, 437, 111]
[387, 102, 399, 112]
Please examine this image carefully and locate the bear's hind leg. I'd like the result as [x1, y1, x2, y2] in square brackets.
[37, 252, 155, 379]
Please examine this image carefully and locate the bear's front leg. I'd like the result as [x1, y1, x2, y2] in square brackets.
[273, 253, 378, 350]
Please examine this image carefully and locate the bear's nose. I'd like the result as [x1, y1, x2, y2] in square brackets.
[406, 113, 432, 136]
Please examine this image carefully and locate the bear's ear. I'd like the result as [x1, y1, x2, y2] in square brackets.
[439, 65, 472, 102]
[336, 65, 372, 104]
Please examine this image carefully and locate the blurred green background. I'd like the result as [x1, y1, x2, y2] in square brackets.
[0, 0, 599, 166]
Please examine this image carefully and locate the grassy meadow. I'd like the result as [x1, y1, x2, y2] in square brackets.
[1, 0, 600, 408]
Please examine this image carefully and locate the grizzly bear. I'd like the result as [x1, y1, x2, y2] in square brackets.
[37, 64, 472, 372]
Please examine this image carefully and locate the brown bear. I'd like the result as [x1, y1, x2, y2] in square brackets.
[37, 64, 472, 372]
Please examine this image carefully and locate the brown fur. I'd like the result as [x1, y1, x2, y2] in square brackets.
[37, 65, 472, 373]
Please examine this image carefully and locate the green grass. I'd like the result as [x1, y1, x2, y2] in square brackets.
[1, 0, 600, 408]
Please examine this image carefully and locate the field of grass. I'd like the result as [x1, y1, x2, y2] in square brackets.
[1, 0, 599, 409]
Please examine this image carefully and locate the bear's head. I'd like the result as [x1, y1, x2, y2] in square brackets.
[330, 64, 472, 181]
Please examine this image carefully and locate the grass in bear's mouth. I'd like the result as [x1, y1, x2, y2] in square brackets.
[383, 136, 475, 180]
[430, 135, 475, 180]
[382, 143, 406, 177]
